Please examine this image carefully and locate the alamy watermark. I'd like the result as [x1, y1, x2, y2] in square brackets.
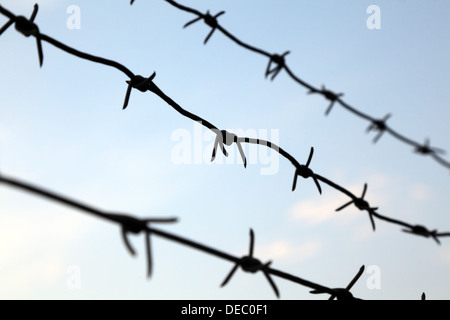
[66, 5, 81, 30]
[367, 5, 381, 30]
[171, 122, 280, 175]
[66, 265, 81, 290]
[366, 265, 381, 290]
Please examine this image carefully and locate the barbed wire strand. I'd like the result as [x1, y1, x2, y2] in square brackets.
[155, 0, 450, 172]
[0, 172, 365, 299]
[0, 4, 449, 243]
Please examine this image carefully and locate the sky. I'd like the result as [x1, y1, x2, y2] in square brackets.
[0, 0, 449, 300]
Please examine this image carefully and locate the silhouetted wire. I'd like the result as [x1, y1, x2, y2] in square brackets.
[335, 183, 378, 231]
[221, 228, 279, 298]
[310, 265, 365, 300]
[0, 4, 449, 244]
[0, 172, 361, 299]
[157, 0, 450, 171]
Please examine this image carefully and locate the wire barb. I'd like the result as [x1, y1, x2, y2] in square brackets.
[0, 4, 43, 67]
[335, 183, 378, 231]
[414, 138, 446, 156]
[221, 229, 280, 298]
[367, 113, 392, 144]
[211, 130, 247, 168]
[309, 85, 344, 116]
[183, 10, 225, 44]
[123, 72, 156, 109]
[402, 225, 440, 245]
[265, 51, 290, 81]
[0, 18, 13, 36]
[310, 265, 365, 300]
[116, 214, 178, 278]
[292, 147, 322, 194]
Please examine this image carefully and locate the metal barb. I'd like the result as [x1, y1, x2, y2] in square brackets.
[123, 72, 156, 109]
[117, 214, 178, 278]
[309, 85, 344, 116]
[0, 19, 14, 36]
[310, 265, 364, 300]
[367, 113, 392, 143]
[4, 4, 44, 67]
[220, 229, 280, 298]
[415, 138, 446, 156]
[402, 225, 441, 245]
[183, 10, 225, 44]
[265, 51, 290, 81]
[335, 184, 378, 231]
[211, 130, 247, 168]
[292, 147, 322, 194]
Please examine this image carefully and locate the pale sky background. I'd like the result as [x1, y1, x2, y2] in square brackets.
[0, 0, 449, 300]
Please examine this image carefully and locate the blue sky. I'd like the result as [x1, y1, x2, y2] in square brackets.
[0, 0, 449, 300]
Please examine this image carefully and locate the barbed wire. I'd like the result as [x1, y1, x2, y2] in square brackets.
[145, 0, 450, 172]
[0, 171, 366, 299]
[0, 4, 449, 245]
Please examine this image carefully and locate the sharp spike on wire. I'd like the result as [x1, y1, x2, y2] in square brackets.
[292, 169, 298, 192]
[215, 11, 226, 19]
[265, 51, 289, 80]
[145, 231, 152, 278]
[143, 217, 178, 224]
[291, 147, 321, 194]
[123, 81, 133, 109]
[306, 147, 314, 167]
[220, 264, 238, 287]
[0, 19, 13, 36]
[434, 235, 441, 245]
[221, 143, 228, 157]
[361, 183, 367, 199]
[373, 131, 384, 144]
[211, 134, 227, 162]
[204, 28, 215, 45]
[29, 4, 38, 22]
[121, 227, 136, 256]
[313, 177, 322, 195]
[211, 131, 231, 163]
[211, 139, 219, 161]
[325, 101, 334, 116]
[248, 228, 254, 257]
[346, 265, 365, 292]
[369, 212, 376, 231]
[236, 140, 247, 168]
[122, 73, 155, 109]
[36, 35, 43, 67]
[183, 16, 202, 28]
[262, 263, 280, 298]
[336, 200, 353, 212]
